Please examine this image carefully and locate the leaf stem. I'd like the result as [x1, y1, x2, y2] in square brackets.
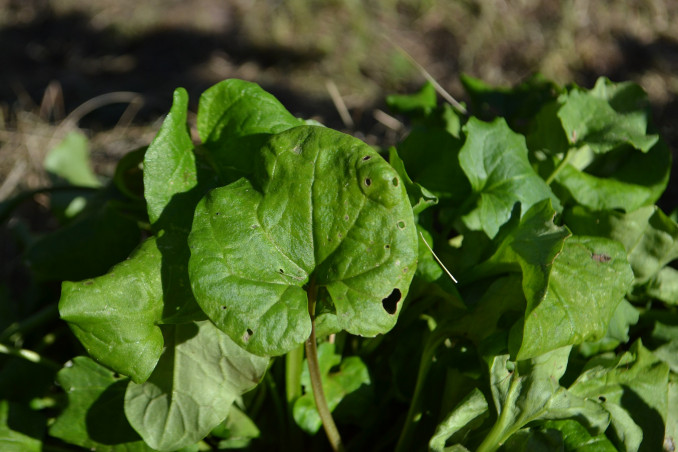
[0, 343, 61, 370]
[285, 343, 305, 447]
[545, 148, 574, 185]
[305, 278, 345, 452]
[394, 330, 445, 452]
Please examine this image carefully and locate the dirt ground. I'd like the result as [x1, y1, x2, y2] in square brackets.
[1, 0, 678, 208]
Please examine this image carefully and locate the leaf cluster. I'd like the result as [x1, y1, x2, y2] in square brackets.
[0, 75, 676, 451]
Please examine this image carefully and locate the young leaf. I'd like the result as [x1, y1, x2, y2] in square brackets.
[293, 342, 370, 434]
[44, 130, 102, 188]
[188, 126, 418, 356]
[124, 321, 269, 451]
[49, 357, 152, 451]
[59, 237, 165, 383]
[459, 118, 560, 238]
[429, 388, 489, 451]
[386, 81, 437, 118]
[197, 79, 304, 180]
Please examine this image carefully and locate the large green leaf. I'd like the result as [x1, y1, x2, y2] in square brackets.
[459, 117, 560, 238]
[540, 419, 618, 451]
[49, 357, 152, 451]
[512, 235, 634, 360]
[188, 126, 418, 356]
[0, 400, 43, 452]
[59, 237, 164, 383]
[197, 79, 304, 180]
[293, 342, 370, 434]
[124, 321, 268, 451]
[569, 341, 670, 452]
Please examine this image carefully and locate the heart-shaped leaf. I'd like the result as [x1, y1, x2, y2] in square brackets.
[188, 126, 418, 356]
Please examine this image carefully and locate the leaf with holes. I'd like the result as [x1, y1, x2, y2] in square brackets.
[188, 125, 418, 356]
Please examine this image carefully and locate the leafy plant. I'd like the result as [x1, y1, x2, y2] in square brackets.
[0, 75, 676, 451]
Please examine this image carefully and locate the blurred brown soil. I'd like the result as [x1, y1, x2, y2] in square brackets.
[1, 0, 677, 208]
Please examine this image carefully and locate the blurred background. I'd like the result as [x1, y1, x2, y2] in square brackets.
[1, 0, 677, 198]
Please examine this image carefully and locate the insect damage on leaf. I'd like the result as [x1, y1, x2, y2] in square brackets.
[382, 288, 402, 315]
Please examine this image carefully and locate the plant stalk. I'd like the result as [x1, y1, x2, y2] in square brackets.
[545, 148, 574, 185]
[285, 343, 305, 448]
[305, 278, 345, 452]
[0, 343, 61, 370]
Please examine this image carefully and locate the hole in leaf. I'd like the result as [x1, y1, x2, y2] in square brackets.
[397, 220, 406, 229]
[279, 269, 284, 274]
[382, 288, 401, 315]
[215, 212, 221, 216]
[221, 305, 227, 310]
[392, 177, 399, 186]
[362, 155, 371, 161]
[344, 215, 349, 221]
[384, 244, 390, 249]
[364, 178, 372, 187]
[598, 396, 606, 402]
[243, 329, 254, 342]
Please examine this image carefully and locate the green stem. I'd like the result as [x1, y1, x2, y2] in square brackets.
[285, 343, 305, 448]
[0, 343, 61, 370]
[394, 332, 445, 452]
[305, 278, 345, 452]
[545, 148, 574, 185]
[475, 377, 522, 452]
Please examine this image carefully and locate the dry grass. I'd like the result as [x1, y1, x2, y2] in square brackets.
[1, 0, 677, 202]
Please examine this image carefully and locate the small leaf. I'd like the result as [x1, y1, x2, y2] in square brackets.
[124, 321, 268, 451]
[49, 357, 152, 451]
[459, 117, 560, 238]
[386, 81, 437, 117]
[44, 130, 101, 187]
[59, 237, 165, 383]
[429, 388, 488, 451]
[189, 126, 418, 356]
[293, 342, 371, 434]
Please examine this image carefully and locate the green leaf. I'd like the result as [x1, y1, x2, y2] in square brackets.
[395, 126, 468, 203]
[558, 83, 658, 154]
[564, 205, 678, 288]
[293, 342, 370, 434]
[578, 299, 639, 358]
[388, 147, 438, 215]
[569, 341, 670, 452]
[511, 236, 634, 360]
[197, 79, 304, 180]
[541, 419, 618, 451]
[210, 405, 260, 449]
[459, 117, 560, 238]
[0, 400, 43, 452]
[188, 126, 418, 356]
[26, 201, 141, 281]
[386, 82, 437, 117]
[44, 130, 102, 187]
[59, 237, 165, 383]
[553, 139, 670, 212]
[49, 357, 153, 451]
[429, 388, 489, 451]
[124, 321, 268, 451]
[144, 87, 199, 230]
